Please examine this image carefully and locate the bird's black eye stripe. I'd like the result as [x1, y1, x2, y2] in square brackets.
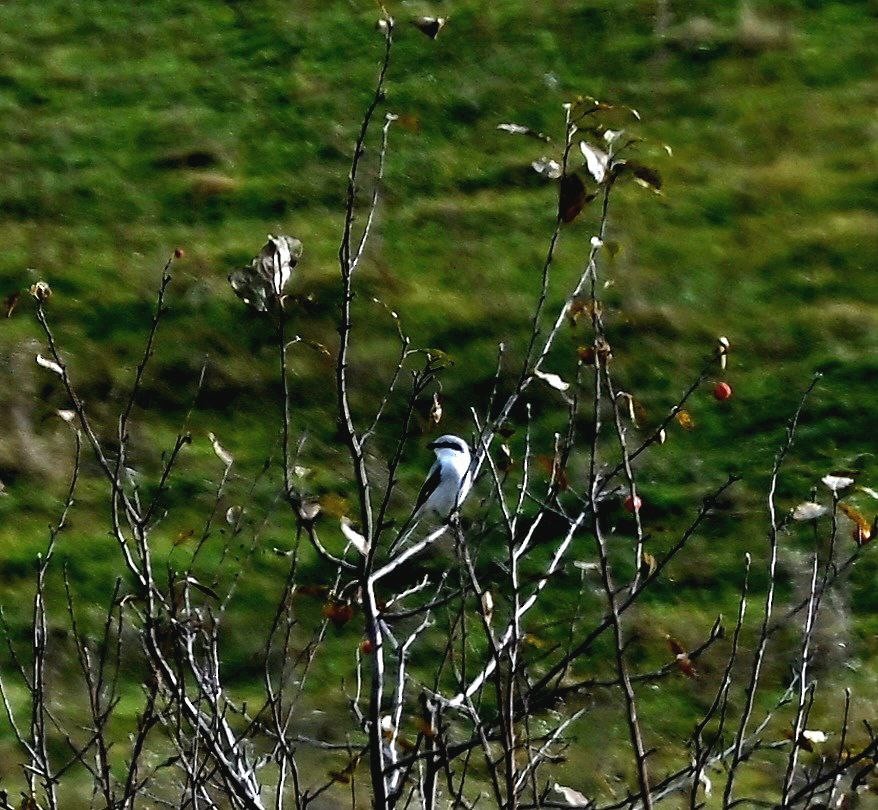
[431, 440, 464, 451]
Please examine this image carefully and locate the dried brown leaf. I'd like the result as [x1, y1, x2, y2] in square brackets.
[558, 173, 594, 223]
[675, 410, 695, 430]
[4, 292, 20, 318]
[174, 529, 195, 546]
[839, 502, 872, 544]
[412, 16, 446, 39]
[322, 601, 355, 628]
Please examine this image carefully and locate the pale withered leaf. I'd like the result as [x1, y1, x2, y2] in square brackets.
[792, 502, 827, 521]
[208, 432, 234, 468]
[229, 234, 303, 312]
[822, 474, 854, 493]
[497, 122, 551, 143]
[534, 367, 571, 392]
[580, 141, 609, 183]
[532, 157, 562, 179]
[698, 769, 712, 797]
[36, 353, 63, 376]
[480, 590, 494, 626]
[341, 517, 368, 556]
[29, 281, 52, 302]
[553, 783, 591, 806]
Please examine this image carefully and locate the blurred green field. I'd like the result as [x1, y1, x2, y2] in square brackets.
[0, 0, 876, 804]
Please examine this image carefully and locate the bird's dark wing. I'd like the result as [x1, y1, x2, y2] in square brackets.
[388, 461, 444, 555]
[413, 461, 442, 513]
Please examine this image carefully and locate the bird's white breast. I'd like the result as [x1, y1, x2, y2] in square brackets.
[427, 449, 472, 517]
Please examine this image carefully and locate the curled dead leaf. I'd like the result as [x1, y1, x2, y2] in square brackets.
[340, 517, 369, 556]
[532, 157, 562, 179]
[497, 122, 551, 142]
[4, 292, 20, 318]
[229, 235, 302, 312]
[553, 782, 591, 806]
[822, 474, 854, 493]
[792, 502, 828, 521]
[676, 654, 697, 678]
[298, 500, 321, 523]
[36, 353, 63, 376]
[698, 768, 712, 797]
[534, 367, 570, 392]
[558, 173, 592, 223]
[207, 432, 234, 468]
[29, 281, 52, 302]
[627, 161, 663, 191]
[839, 503, 873, 545]
[675, 410, 695, 430]
[568, 296, 601, 326]
[498, 443, 513, 472]
[666, 635, 697, 677]
[580, 141, 609, 183]
[430, 392, 443, 425]
[616, 391, 640, 426]
[481, 590, 494, 626]
[322, 601, 355, 628]
[717, 336, 730, 370]
[412, 16, 446, 39]
[577, 345, 595, 365]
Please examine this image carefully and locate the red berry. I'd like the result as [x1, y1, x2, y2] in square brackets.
[713, 382, 733, 401]
[624, 494, 642, 513]
[360, 639, 374, 655]
[174, 247, 185, 259]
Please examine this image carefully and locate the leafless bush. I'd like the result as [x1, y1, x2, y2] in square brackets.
[3, 17, 876, 810]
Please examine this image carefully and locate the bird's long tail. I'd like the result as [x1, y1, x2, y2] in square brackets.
[388, 506, 423, 556]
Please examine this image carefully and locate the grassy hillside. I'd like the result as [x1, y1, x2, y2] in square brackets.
[0, 0, 876, 802]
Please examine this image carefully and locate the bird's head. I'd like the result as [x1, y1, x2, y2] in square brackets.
[428, 434, 470, 462]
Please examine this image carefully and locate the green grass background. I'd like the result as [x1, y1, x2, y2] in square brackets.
[0, 0, 876, 804]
